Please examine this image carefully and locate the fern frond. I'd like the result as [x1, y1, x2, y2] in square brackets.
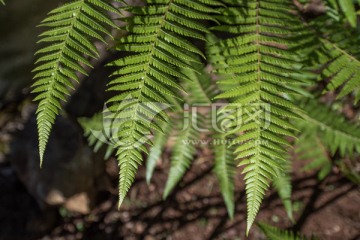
[273, 160, 293, 221]
[162, 111, 202, 199]
[310, 16, 360, 102]
[325, 0, 357, 27]
[338, 160, 360, 184]
[146, 121, 172, 184]
[295, 133, 332, 180]
[258, 222, 316, 240]
[214, 133, 236, 219]
[319, 38, 360, 102]
[300, 99, 360, 156]
[209, 0, 307, 233]
[294, 99, 360, 179]
[107, 0, 218, 206]
[78, 113, 115, 160]
[182, 62, 217, 104]
[1, 0, 5, 5]
[163, 61, 217, 198]
[32, 0, 120, 165]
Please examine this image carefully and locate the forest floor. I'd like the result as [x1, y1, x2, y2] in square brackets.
[0, 151, 359, 240]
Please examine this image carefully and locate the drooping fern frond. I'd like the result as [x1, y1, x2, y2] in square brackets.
[107, 0, 219, 206]
[162, 111, 202, 199]
[32, 0, 120, 165]
[258, 222, 317, 240]
[338, 160, 360, 184]
[273, 158, 294, 221]
[318, 37, 360, 102]
[299, 99, 360, 156]
[78, 113, 115, 160]
[163, 62, 216, 198]
[146, 120, 172, 184]
[208, 0, 307, 233]
[295, 132, 332, 180]
[310, 15, 360, 102]
[325, 0, 357, 27]
[213, 133, 236, 219]
[294, 99, 360, 179]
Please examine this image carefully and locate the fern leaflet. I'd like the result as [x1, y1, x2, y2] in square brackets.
[78, 113, 115, 160]
[299, 99, 360, 156]
[258, 222, 317, 240]
[294, 99, 360, 179]
[273, 160, 294, 221]
[214, 133, 236, 219]
[163, 61, 217, 198]
[319, 38, 360, 102]
[146, 121, 172, 184]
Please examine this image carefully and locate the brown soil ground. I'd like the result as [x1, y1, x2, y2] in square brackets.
[1, 150, 359, 240]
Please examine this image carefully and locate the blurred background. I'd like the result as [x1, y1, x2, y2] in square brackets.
[0, 0, 359, 239]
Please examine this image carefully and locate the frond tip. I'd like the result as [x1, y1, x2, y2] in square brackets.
[214, 133, 236, 219]
[258, 222, 317, 240]
[78, 113, 115, 160]
[32, 0, 119, 165]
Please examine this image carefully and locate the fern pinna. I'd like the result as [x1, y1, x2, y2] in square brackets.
[295, 99, 360, 179]
[258, 222, 317, 240]
[208, 0, 307, 232]
[32, 0, 120, 165]
[107, 0, 219, 207]
[317, 28, 360, 102]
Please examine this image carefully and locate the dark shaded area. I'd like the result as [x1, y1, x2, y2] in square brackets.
[0, 155, 359, 240]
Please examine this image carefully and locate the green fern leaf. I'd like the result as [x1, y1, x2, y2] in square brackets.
[338, 0, 356, 27]
[319, 38, 360, 102]
[258, 222, 317, 240]
[163, 62, 215, 198]
[214, 133, 236, 219]
[273, 160, 294, 221]
[108, 0, 218, 207]
[296, 133, 332, 180]
[78, 113, 115, 160]
[162, 111, 202, 199]
[146, 121, 172, 184]
[294, 99, 360, 179]
[208, 0, 307, 233]
[300, 99, 360, 156]
[311, 17, 360, 102]
[32, 0, 120, 166]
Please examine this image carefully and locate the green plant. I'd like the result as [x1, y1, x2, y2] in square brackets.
[257, 222, 318, 240]
[21, 0, 360, 234]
